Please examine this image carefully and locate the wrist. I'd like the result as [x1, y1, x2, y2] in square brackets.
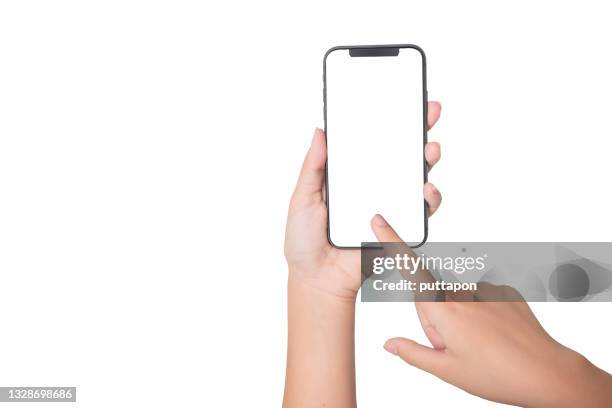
[288, 267, 359, 304]
[284, 272, 357, 407]
[288, 272, 357, 310]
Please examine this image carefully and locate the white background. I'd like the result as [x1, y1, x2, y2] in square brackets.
[0, 1, 611, 407]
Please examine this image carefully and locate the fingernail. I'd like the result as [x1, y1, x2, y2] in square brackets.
[311, 130, 318, 146]
[430, 184, 439, 194]
[311, 128, 323, 145]
[384, 341, 398, 355]
[373, 214, 388, 227]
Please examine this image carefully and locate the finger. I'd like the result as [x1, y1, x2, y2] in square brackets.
[370, 214, 415, 279]
[424, 182, 442, 216]
[423, 325, 446, 350]
[371, 214, 403, 242]
[427, 101, 442, 129]
[415, 304, 446, 350]
[425, 142, 441, 171]
[371, 214, 439, 300]
[291, 128, 327, 206]
[384, 337, 449, 377]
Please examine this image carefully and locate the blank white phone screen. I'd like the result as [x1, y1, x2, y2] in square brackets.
[325, 47, 426, 247]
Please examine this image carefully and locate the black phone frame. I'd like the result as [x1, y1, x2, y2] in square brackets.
[322, 44, 429, 249]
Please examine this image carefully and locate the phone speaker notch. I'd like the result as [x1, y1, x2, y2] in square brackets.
[349, 47, 399, 57]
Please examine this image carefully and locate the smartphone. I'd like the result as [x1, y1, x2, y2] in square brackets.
[323, 44, 428, 248]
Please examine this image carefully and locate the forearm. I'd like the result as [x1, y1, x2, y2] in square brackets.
[283, 274, 356, 408]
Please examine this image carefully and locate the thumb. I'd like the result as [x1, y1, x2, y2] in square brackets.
[290, 128, 327, 205]
[384, 337, 449, 377]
